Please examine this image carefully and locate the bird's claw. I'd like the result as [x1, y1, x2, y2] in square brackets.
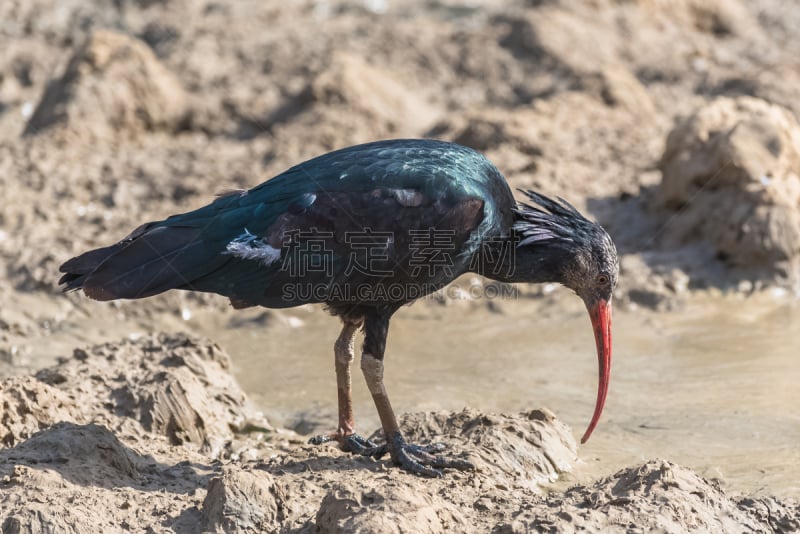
[387, 433, 475, 478]
[309, 432, 387, 458]
[310, 431, 474, 476]
[341, 433, 388, 457]
[308, 433, 334, 446]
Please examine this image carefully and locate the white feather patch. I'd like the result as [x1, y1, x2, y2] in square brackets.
[391, 188, 423, 207]
[225, 229, 282, 266]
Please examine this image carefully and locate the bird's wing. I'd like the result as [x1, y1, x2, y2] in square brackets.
[188, 184, 486, 308]
[60, 140, 500, 306]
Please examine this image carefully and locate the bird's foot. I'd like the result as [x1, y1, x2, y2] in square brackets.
[387, 432, 475, 478]
[309, 431, 387, 457]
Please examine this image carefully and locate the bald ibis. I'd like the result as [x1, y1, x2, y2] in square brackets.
[60, 139, 618, 477]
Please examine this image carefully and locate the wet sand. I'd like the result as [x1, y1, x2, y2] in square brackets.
[6, 289, 800, 500]
[2, 301, 799, 531]
[205, 291, 800, 499]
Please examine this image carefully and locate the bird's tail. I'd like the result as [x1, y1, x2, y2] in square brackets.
[59, 223, 222, 301]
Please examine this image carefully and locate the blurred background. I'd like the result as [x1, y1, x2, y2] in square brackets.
[1, 0, 799, 498]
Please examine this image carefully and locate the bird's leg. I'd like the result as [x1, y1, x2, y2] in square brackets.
[361, 310, 474, 477]
[309, 319, 384, 456]
[334, 320, 358, 436]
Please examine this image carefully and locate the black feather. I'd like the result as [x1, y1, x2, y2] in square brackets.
[512, 190, 595, 247]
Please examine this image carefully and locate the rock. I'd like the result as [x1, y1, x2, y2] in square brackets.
[24, 30, 188, 138]
[202, 466, 285, 534]
[316, 478, 468, 534]
[655, 96, 800, 268]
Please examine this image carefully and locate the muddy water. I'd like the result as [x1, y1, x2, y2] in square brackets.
[211, 291, 800, 499]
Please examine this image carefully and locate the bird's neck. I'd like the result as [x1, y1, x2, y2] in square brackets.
[472, 233, 566, 285]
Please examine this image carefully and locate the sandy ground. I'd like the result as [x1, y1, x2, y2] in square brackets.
[1, 0, 800, 531]
[1, 334, 798, 532]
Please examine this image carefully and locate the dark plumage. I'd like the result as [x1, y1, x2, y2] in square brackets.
[60, 139, 618, 476]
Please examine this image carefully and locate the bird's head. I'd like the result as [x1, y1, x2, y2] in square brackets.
[512, 190, 619, 444]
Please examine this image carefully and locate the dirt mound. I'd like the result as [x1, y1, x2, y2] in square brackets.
[0, 424, 211, 533]
[311, 410, 577, 532]
[33, 332, 268, 456]
[1, 332, 798, 531]
[1, 0, 800, 529]
[23, 29, 188, 139]
[0, 377, 82, 447]
[316, 478, 469, 533]
[2, 423, 139, 485]
[202, 466, 286, 533]
[503, 459, 800, 533]
[637, 0, 759, 38]
[311, 52, 441, 137]
[1, 0, 797, 338]
[398, 409, 576, 491]
[655, 96, 800, 270]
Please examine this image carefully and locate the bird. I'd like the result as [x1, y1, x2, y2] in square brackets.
[59, 139, 618, 477]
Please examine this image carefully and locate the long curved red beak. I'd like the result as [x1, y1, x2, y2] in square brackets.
[582, 298, 612, 444]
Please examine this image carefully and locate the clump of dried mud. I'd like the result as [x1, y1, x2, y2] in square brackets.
[1, 334, 797, 532]
[656, 96, 800, 270]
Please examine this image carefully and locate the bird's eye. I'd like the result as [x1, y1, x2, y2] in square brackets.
[597, 274, 609, 285]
